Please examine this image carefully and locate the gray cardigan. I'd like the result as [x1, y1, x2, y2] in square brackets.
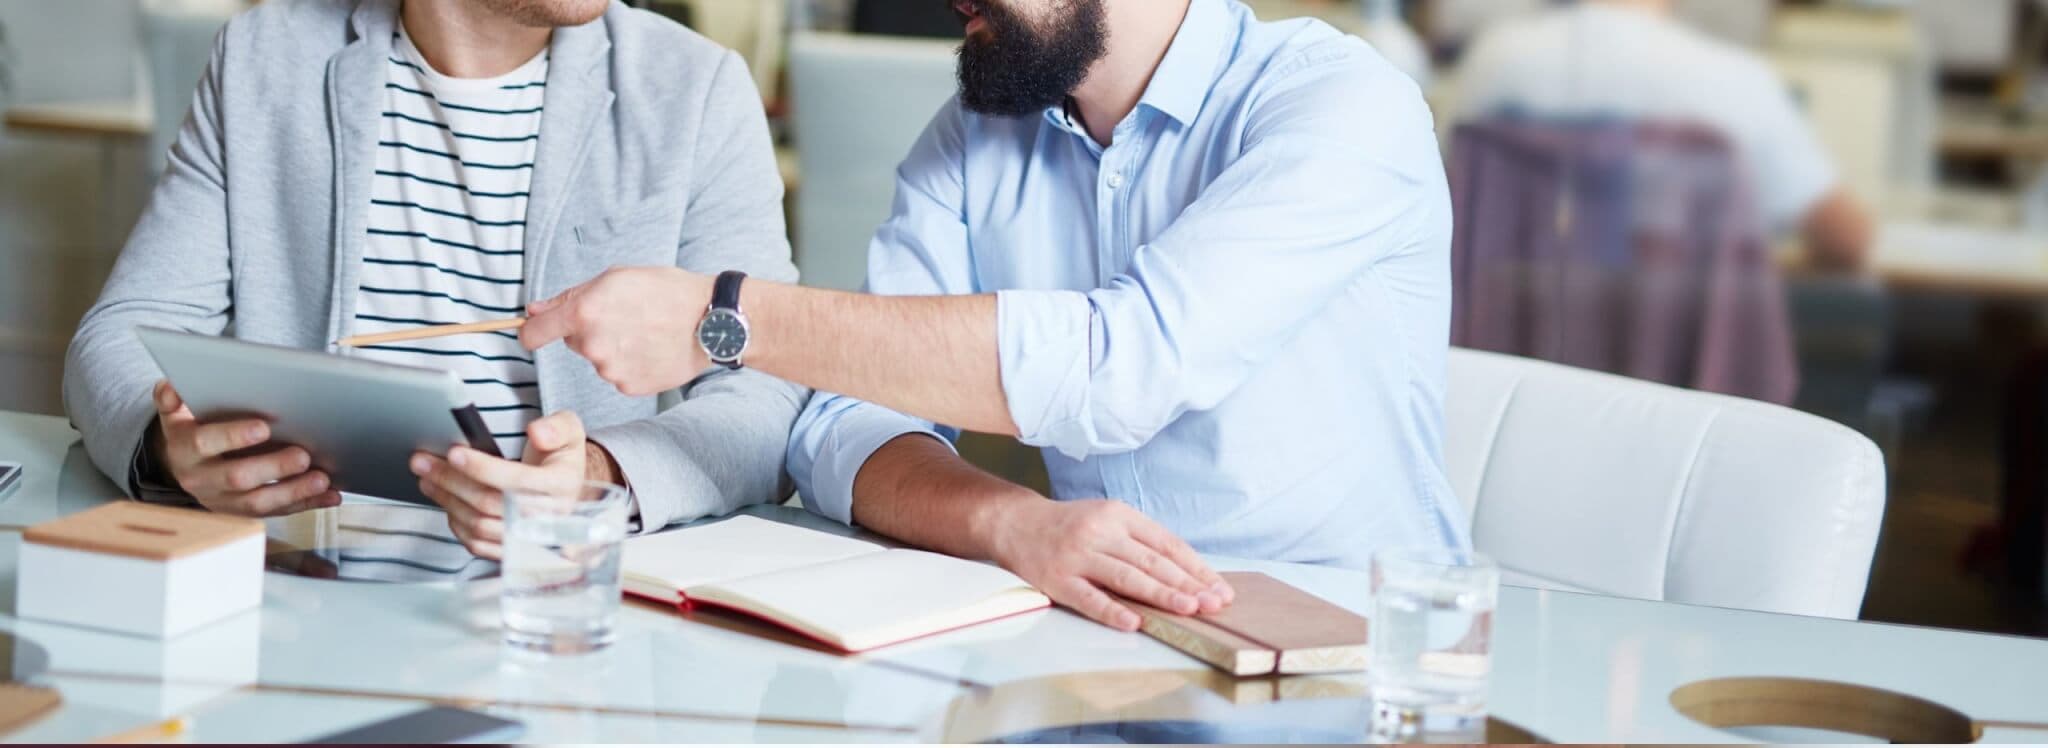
[63, 0, 808, 530]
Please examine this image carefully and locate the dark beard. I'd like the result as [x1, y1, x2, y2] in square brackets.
[955, 0, 1109, 117]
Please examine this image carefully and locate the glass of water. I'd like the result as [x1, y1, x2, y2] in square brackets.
[500, 481, 630, 655]
[1369, 546, 1498, 742]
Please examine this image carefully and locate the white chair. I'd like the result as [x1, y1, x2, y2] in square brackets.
[1443, 348, 1887, 620]
[787, 31, 957, 291]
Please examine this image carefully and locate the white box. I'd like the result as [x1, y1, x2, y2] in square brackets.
[17, 502, 264, 638]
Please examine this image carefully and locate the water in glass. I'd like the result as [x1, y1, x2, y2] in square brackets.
[500, 483, 628, 655]
[1369, 547, 1497, 742]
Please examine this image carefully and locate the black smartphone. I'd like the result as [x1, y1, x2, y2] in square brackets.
[306, 706, 523, 744]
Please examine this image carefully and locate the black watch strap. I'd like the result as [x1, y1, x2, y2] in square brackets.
[712, 270, 747, 312]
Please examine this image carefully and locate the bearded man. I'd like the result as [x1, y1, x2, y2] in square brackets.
[511, 0, 1469, 628]
[65, 0, 805, 558]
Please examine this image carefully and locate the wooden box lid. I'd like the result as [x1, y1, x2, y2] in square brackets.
[23, 503, 262, 561]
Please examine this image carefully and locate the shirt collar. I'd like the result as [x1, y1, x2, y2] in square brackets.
[1040, 0, 1236, 131]
[1136, 0, 1234, 126]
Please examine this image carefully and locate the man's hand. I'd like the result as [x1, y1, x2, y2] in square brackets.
[150, 380, 340, 516]
[410, 411, 608, 559]
[521, 267, 713, 397]
[988, 499, 1235, 631]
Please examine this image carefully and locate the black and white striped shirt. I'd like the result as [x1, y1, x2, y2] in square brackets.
[350, 31, 547, 458]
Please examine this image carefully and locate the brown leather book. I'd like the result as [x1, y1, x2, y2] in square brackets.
[1129, 571, 1369, 676]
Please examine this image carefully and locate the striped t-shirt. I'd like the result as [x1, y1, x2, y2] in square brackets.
[349, 31, 547, 458]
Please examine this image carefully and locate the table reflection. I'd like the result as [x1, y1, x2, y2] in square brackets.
[0, 634, 49, 683]
[935, 670, 1546, 744]
[264, 502, 496, 583]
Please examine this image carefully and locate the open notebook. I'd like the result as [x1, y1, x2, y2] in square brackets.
[623, 515, 1050, 653]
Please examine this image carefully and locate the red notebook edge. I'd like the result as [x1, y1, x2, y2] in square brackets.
[624, 587, 1054, 654]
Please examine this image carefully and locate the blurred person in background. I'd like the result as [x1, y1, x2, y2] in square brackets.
[1449, 0, 1874, 272]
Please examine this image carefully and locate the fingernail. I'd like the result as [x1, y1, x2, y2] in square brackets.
[532, 424, 553, 443]
[449, 449, 467, 467]
[246, 424, 266, 441]
[1117, 612, 1141, 631]
[1172, 594, 1197, 613]
[1197, 591, 1222, 610]
[310, 473, 329, 492]
[1210, 582, 1234, 602]
[410, 456, 430, 474]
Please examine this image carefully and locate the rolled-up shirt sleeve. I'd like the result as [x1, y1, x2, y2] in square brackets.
[997, 52, 1443, 460]
[789, 394, 956, 525]
[789, 98, 973, 526]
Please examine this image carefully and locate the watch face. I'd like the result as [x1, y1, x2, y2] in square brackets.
[698, 309, 748, 362]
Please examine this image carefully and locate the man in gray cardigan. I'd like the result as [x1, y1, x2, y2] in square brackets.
[63, 0, 805, 556]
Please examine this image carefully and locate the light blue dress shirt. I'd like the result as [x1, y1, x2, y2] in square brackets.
[787, 0, 1469, 569]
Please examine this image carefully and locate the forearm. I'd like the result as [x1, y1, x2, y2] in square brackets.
[584, 369, 806, 529]
[850, 433, 1043, 560]
[66, 329, 177, 495]
[741, 280, 1018, 436]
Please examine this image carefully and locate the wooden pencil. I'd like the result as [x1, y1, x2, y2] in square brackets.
[335, 318, 526, 348]
[93, 716, 189, 743]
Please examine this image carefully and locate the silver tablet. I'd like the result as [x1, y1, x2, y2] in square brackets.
[134, 327, 502, 506]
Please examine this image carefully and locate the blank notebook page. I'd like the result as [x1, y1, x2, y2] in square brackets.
[689, 548, 1049, 651]
[623, 515, 883, 598]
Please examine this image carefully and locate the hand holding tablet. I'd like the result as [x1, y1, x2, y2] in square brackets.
[147, 379, 341, 517]
[135, 328, 503, 509]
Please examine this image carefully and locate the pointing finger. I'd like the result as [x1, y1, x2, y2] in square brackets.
[519, 287, 584, 351]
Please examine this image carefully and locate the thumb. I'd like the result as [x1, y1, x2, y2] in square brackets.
[154, 380, 184, 415]
[524, 411, 586, 456]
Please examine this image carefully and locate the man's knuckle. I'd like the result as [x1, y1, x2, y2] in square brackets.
[1089, 597, 1121, 620]
[1144, 552, 1174, 575]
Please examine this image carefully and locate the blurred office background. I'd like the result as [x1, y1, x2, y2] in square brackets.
[4, 0, 2048, 638]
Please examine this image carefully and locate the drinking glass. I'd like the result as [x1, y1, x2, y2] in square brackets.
[499, 481, 630, 655]
[1369, 546, 1499, 742]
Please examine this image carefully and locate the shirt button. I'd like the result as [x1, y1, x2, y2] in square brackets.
[1107, 173, 1125, 190]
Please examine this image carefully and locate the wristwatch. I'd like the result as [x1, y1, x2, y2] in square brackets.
[696, 271, 750, 370]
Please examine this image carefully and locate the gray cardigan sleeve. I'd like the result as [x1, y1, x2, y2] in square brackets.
[588, 51, 810, 531]
[63, 28, 235, 497]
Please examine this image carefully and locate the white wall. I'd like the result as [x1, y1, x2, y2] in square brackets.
[0, 0, 149, 415]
